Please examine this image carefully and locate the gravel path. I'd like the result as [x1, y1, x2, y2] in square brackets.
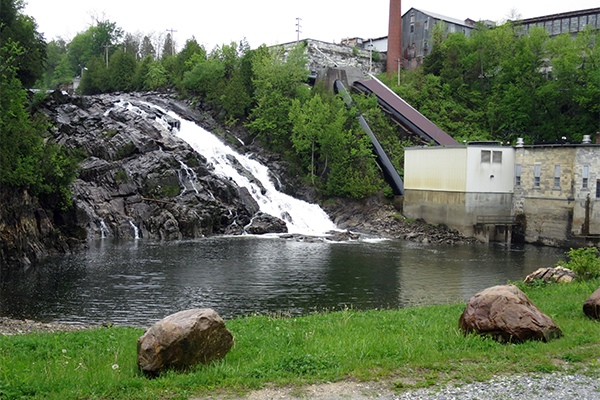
[203, 372, 600, 399]
[396, 373, 600, 400]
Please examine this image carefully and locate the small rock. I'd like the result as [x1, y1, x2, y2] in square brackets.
[583, 286, 600, 320]
[459, 284, 562, 342]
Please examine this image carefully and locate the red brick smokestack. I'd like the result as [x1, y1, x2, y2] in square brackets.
[387, 0, 402, 74]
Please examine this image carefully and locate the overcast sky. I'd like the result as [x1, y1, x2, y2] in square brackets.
[24, 0, 600, 51]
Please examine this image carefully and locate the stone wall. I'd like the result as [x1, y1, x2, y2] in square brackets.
[513, 145, 600, 244]
[281, 39, 387, 78]
[573, 147, 600, 235]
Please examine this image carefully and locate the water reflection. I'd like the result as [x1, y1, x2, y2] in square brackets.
[0, 237, 565, 327]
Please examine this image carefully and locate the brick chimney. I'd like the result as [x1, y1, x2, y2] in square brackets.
[387, 0, 402, 74]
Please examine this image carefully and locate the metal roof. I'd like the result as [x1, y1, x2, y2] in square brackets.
[354, 77, 459, 146]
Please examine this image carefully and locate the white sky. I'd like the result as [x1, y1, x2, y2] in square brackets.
[24, 0, 600, 51]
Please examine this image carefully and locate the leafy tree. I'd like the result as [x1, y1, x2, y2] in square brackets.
[108, 50, 137, 91]
[1, 39, 80, 209]
[0, 0, 46, 87]
[122, 32, 140, 60]
[247, 44, 310, 151]
[162, 33, 174, 59]
[43, 38, 69, 89]
[79, 55, 108, 94]
[139, 35, 155, 60]
[145, 60, 168, 91]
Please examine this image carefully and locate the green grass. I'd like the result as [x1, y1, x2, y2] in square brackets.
[1, 279, 599, 399]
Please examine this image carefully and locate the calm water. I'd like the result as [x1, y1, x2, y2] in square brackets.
[0, 237, 565, 327]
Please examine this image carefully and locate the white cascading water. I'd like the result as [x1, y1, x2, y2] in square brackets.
[99, 219, 111, 238]
[114, 99, 337, 236]
[172, 112, 337, 235]
[129, 221, 140, 239]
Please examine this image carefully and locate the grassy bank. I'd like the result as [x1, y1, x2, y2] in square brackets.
[1, 279, 599, 399]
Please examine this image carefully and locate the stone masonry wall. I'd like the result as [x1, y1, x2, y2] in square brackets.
[281, 39, 387, 78]
[573, 147, 600, 235]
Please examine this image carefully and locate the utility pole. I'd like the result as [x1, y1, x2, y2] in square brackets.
[296, 17, 302, 44]
[104, 44, 109, 67]
[166, 28, 177, 56]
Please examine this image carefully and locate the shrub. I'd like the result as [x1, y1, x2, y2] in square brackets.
[559, 247, 600, 280]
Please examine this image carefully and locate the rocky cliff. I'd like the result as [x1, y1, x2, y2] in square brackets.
[1, 90, 293, 270]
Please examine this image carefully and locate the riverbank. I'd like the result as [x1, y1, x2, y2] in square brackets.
[1, 279, 598, 399]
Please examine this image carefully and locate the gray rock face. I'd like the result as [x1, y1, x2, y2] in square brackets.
[459, 284, 563, 342]
[583, 286, 600, 320]
[245, 212, 288, 234]
[137, 308, 233, 376]
[39, 91, 274, 242]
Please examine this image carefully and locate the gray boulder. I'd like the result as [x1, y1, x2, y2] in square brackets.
[137, 308, 233, 376]
[459, 284, 562, 342]
[524, 266, 576, 284]
[245, 212, 288, 234]
[583, 286, 600, 320]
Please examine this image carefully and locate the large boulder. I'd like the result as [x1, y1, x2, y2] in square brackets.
[524, 266, 576, 284]
[245, 212, 288, 234]
[137, 308, 233, 376]
[459, 285, 563, 342]
[583, 286, 600, 320]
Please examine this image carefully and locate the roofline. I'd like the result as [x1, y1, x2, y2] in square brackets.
[517, 7, 600, 24]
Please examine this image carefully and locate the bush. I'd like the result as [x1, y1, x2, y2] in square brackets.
[559, 247, 600, 280]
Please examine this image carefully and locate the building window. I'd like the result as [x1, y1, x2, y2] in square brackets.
[424, 20, 429, 30]
[583, 165, 589, 189]
[410, 13, 415, 23]
[492, 151, 502, 164]
[597, 180, 600, 198]
[410, 24, 415, 33]
[515, 164, 522, 186]
[481, 150, 491, 163]
[534, 164, 541, 187]
[554, 164, 561, 188]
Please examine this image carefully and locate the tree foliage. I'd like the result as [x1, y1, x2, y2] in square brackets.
[412, 23, 599, 143]
[0, 0, 46, 87]
[1, 39, 80, 209]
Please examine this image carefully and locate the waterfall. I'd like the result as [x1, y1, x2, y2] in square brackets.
[129, 221, 140, 239]
[171, 114, 336, 235]
[99, 219, 111, 238]
[114, 98, 337, 236]
[177, 160, 200, 195]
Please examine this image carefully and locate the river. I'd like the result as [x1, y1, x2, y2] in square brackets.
[0, 236, 565, 327]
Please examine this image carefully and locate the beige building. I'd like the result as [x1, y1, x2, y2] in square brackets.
[404, 139, 600, 245]
[404, 145, 515, 241]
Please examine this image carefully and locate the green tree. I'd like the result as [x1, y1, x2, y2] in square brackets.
[139, 35, 155, 60]
[108, 50, 137, 91]
[0, 0, 46, 87]
[122, 32, 140, 60]
[1, 40, 80, 209]
[145, 60, 168, 90]
[247, 44, 310, 151]
[79, 55, 108, 94]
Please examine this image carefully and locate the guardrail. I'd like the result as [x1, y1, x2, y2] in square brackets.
[476, 215, 517, 225]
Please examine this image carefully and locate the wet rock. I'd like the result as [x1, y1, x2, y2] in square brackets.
[137, 308, 233, 376]
[459, 284, 563, 342]
[524, 266, 576, 284]
[245, 212, 288, 234]
[583, 286, 600, 320]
